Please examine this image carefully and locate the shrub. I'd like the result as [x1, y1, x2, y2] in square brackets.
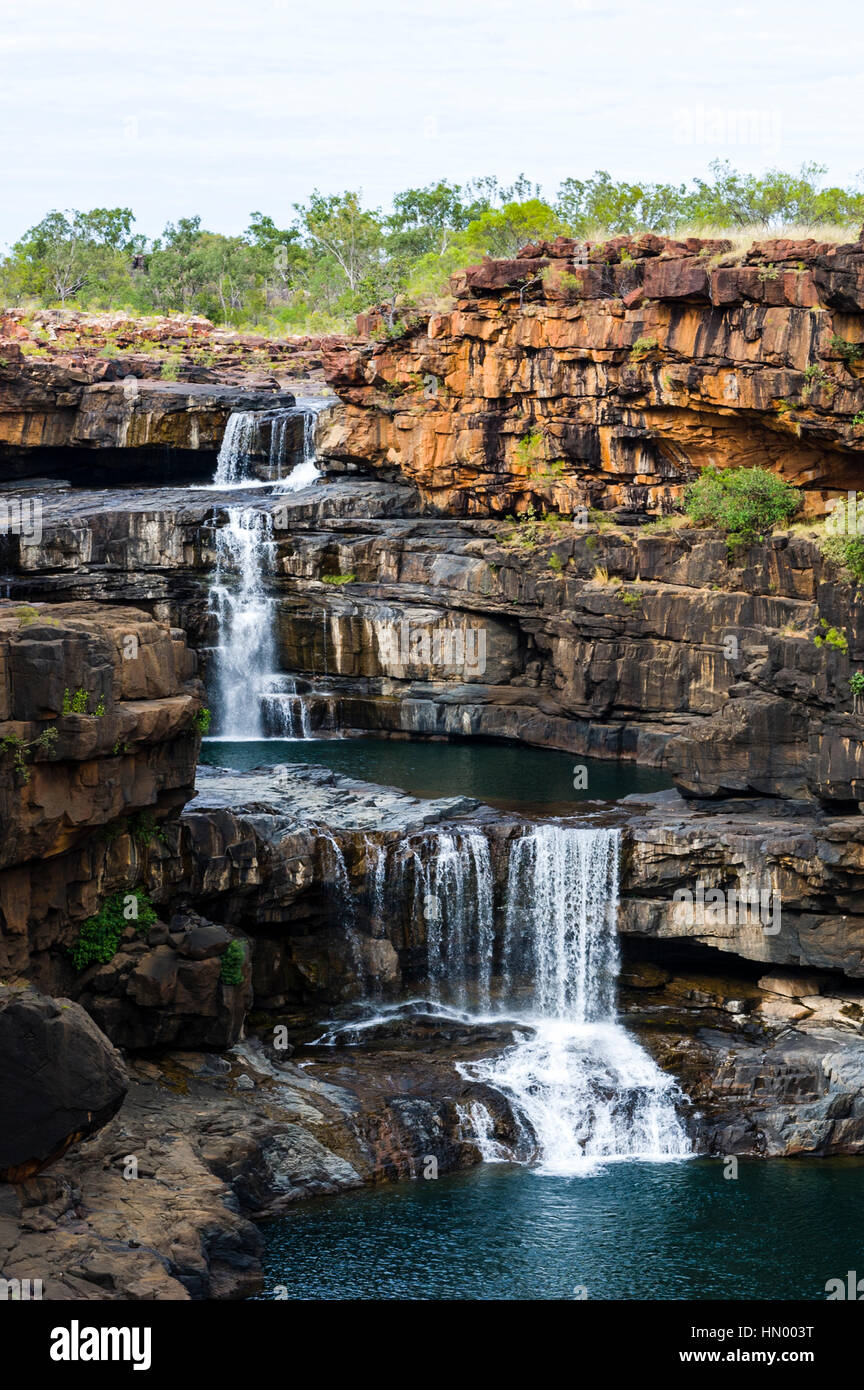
[813, 620, 848, 653]
[70, 888, 157, 971]
[849, 672, 864, 696]
[630, 336, 659, 361]
[220, 939, 246, 986]
[321, 572, 356, 585]
[193, 706, 211, 734]
[802, 363, 835, 400]
[820, 493, 864, 581]
[830, 335, 864, 364]
[62, 686, 90, 714]
[683, 467, 800, 547]
[1, 724, 58, 783]
[129, 811, 167, 845]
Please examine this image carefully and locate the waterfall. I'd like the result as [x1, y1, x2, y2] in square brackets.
[260, 675, 312, 739]
[207, 399, 330, 735]
[214, 411, 259, 486]
[274, 397, 325, 494]
[334, 822, 690, 1173]
[208, 507, 277, 738]
[463, 825, 690, 1174]
[500, 826, 620, 1021]
[214, 400, 325, 490]
[406, 830, 495, 1012]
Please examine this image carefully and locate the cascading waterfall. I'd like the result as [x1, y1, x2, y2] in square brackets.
[463, 824, 690, 1174]
[274, 398, 324, 493]
[213, 411, 259, 486]
[335, 822, 690, 1175]
[213, 400, 325, 490]
[207, 400, 330, 736]
[208, 507, 277, 739]
[260, 675, 313, 738]
[406, 830, 495, 1012]
[206, 395, 688, 1175]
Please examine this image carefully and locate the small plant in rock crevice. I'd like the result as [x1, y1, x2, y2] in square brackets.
[61, 687, 106, 717]
[70, 888, 157, 971]
[813, 619, 848, 653]
[220, 939, 246, 986]
[830, 335, 864, 365]
[630, 336, 659, 361]
[1, 724, 59, 783]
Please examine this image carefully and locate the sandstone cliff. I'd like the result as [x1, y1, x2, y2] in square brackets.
[320, 231, 864, 517]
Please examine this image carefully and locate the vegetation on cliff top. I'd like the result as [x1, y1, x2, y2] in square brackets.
[1, 161, 861, 335]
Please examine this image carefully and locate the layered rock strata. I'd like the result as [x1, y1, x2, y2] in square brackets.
[320, 231, 864, 517]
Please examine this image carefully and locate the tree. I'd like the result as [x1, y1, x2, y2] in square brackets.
[2, 208, 138, 303]
[246, 213, 305, 303]
[293, 190, 384, 292]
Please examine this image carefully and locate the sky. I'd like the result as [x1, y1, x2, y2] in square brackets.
[1, 0, 861, 247]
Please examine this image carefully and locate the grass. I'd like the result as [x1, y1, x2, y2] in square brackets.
[590, 565, 622, 586]
[672, 222, 860, 255]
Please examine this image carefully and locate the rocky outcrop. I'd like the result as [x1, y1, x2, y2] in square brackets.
[0, 350, 297, 480]
[623, 962, 864, 1157]
[0, 1031, 512, 1299]
[0, 985, 127, 1181]
[11, 481, 864, 804]
[0, 601, 204, 987]
[319, 231, 864, 518]
[622, 791, 864, 975]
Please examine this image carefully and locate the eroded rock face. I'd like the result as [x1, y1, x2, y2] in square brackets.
[319, 231, 864, 518]
[0, 601, 204, 985]
[622, 793, 864, 975]
[0, 985, 127, 1181]
[0, 602, 203, 872]
[624, 963, 864, 1156]
[9, 484, 864, 804]
[0, 359, 295, 481]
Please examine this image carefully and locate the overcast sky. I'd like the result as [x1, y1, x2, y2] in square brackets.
[1, 0, 861, 246]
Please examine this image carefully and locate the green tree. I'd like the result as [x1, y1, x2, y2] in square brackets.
[293, 190, 384, 293]
[2, 207, 139, 304]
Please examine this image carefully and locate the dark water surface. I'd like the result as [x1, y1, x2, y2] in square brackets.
[256, 1159, 864, 1301]
[200, 736, 671, 813]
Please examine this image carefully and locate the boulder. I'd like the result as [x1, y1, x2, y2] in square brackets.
[0, 985, 127, 1181]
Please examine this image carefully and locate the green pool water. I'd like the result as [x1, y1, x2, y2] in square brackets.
[256, 1159, 864, 1301]
[200, 736, 671, 814]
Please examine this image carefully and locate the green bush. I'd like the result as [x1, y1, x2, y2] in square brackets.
[70, 888, 157, 971]
[321, 572, 356, 585]
[193, 706, 211, 734]
[849, 672, 864, 697]
[813, 619, 848, 653]
[683, 467, 800, 547]
[630, 336, 659, 361]
[830, 335, 864, 364]
[220, 939, 246, 986]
